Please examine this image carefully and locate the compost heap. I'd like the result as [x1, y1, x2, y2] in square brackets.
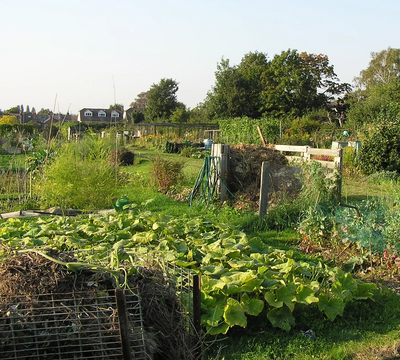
[0, 251, 195, 360]
[227, 144, 302, 210]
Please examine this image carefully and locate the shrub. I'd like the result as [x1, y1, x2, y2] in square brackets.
[356, 103, 400, 175]
[34, 141, 118, 210]
[150, 155, 185, 193]
[109, 147, 134, 166]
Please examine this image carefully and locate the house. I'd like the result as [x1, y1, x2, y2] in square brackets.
[77, 108, 123, 123]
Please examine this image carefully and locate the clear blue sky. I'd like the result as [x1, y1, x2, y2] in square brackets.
[1, 0, 398, 114]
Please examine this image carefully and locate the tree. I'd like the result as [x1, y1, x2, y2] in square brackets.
[5, 105, 20, 114]
[346, 78, 400, 129]
[144, 78, 180, 122]
[204, 50, 349, 120]
[261, 49, 350, 117]
[170, 105, 190, 123]
[356, 102, 400, 174]
[130, 91, 149, 111]
[0, 115, 18, 124]
[38, 108, 51, 115]
[109, 103, 124, 111]
[26, 105, 30, 113]
[355, 47, 400, 90]
[130, 110, 145, 123]
[204, 52, 269, 120]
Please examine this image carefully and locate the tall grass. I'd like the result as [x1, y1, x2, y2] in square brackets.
[33, 138, 120, 210]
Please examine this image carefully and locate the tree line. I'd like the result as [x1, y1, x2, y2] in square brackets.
[2, 47, 399, 129]
[126, 47, 400, 128]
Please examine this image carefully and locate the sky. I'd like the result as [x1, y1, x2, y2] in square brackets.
[1, 0, 399, 115]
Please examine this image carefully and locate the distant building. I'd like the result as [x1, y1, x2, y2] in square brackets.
[77, 108, 123, 123]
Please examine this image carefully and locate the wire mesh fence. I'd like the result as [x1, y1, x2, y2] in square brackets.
[0, 289, 147, 360]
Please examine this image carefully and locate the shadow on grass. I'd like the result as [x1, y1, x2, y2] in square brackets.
[203, 288, 400, 360]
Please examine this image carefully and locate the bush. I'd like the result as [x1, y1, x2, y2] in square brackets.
[34, 141, 119, 210]
[355, 102, 400, 175]
[150, 155, 185, 193]
[109, 147, 134, 166]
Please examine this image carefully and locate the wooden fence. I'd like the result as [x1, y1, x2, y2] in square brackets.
[259, 145, 343, 218]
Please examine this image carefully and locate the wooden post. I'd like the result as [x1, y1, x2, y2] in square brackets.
[335, 148, 343, 201]
[257, 125, 267, 147]
[211, 144, 229, 202]
[193, 275, 202, 360]
[259, 162, 270, 218]
[115, 289, 132, 360]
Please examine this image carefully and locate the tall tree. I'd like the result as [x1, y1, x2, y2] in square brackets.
[204, 52, 269, 120]
[144, 78, 180, 122]
[355, 47, 400, 90]
[261, 49, 350, 117]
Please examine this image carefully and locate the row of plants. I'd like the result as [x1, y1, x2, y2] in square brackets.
[0, 207, 377, 335]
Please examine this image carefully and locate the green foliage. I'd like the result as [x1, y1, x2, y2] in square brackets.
[218, 117, 280, 145]
[204, 50, 349, 120]
[144, 78, 180, 122]
[334, 199, 387, 253]
[298, 204, 334, 244]
[33, 139, 119, 210]
[109, 147, 134, 166]
[0, 211, 376, 335]
[356, 103, 400, 174]
[300, 161, 341, 205]
[262, 50, 350, 117]
[150, 154, 185, 193]
[355, 47, 400, 91]
[180, 146, 210, 159]
[346, 79, 400, 129]
[365, 170, 399, 184]
[204, 53, 268, 119]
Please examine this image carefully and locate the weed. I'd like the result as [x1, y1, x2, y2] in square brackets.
[150, 154, 185, 193]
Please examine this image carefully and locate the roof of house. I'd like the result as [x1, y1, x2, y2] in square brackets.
[78, 108, 123, 122]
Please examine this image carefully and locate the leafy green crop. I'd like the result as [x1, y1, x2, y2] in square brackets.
[0, 210, 376, 334]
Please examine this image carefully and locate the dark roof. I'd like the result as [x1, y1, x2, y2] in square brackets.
[78, 108, 123, 123]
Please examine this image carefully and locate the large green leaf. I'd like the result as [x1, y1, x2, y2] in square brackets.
[352, 282, 377, 300]
[201, 277, 226, 292]
[206, 322, 230, 335]
[267, 306, 295, 331]
[241, 293, 264, 316]
[270, 283, 297, 311]
[264, 291, 283, 308]
[317, 293, 345, 321]
[331, 272, 358, 301]
[201, 306, 224, 327]
[223, 298, 247, 328]
[202, 265, 227, 277]
[296, 285, 319, 305]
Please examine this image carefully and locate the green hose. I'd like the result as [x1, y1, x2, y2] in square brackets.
[188, 156, 255, 207]
[187, 156, 221, 207]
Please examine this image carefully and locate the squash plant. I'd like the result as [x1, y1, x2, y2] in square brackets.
[0, 211, 376, 334]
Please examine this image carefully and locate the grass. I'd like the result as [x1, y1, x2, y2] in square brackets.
[342, 178, 391, 203]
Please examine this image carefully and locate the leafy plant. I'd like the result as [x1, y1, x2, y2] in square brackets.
[33, 141, 118, 210]
[0, 211, 376, 334]
[150, 154, 185, 193]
